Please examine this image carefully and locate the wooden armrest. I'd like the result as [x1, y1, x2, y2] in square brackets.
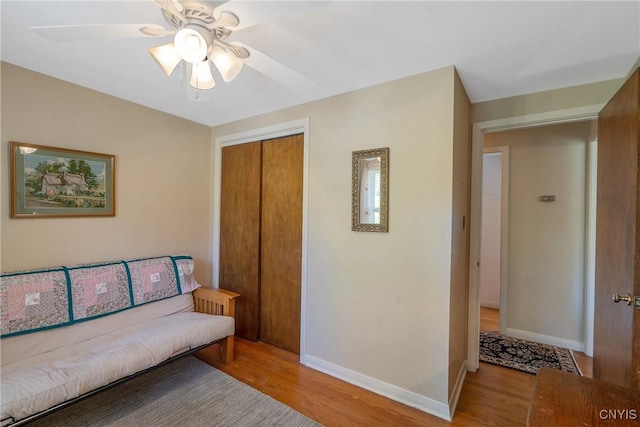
[193, 287, 240, 317]
[192, 287, 240, 362]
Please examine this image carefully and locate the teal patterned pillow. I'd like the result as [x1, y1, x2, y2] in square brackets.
[1, 268, 72, 337]
[127, 256, 180, 305]
[67, 262, 132, 321]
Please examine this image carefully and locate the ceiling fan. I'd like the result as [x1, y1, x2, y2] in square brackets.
[30, 0, 318, 93]
[141, 0, 248, 90]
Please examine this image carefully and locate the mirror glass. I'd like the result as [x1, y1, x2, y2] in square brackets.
[352, 147, 389, 232]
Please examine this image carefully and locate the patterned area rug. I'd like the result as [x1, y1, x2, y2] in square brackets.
[479, 331, 582, 375]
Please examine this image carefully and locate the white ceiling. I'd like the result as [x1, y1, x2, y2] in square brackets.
[2, 1, 639, 127]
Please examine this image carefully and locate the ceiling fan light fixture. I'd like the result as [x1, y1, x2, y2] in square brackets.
[190, 61, 216, 90]
[145, 5, 248, 93]
[148, 42, 181, 76]
[174, 27, 208, 63]
[209, 45, 243, 82]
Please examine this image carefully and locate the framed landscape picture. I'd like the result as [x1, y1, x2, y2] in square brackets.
[10, 142, 115, 218]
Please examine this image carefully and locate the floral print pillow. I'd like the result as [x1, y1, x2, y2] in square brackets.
[67, 262, 131, 321]
[172, 256, 202, 294]
[1, 269, 71, 337]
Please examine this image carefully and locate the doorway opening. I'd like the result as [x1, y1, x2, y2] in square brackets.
[479, 122, 593, 346]
[479, 147, 508, 334]
[467, 105, 602, 372]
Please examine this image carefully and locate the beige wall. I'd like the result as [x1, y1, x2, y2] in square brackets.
[212, 67, 464, 415]
[448, 70, 470, 402]
[485, 121, 592, 347]
[1, 63, 214, 283]
[472, 78, 624, 124]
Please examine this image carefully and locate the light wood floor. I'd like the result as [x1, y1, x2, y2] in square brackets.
[196, 308, 593, 426]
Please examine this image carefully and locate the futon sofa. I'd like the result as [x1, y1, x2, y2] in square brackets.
[0, 255, 239, 426]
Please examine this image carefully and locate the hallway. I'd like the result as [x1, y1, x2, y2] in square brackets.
[480, 306, 593, 377]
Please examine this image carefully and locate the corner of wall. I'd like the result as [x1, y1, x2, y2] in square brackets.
[448, 66, 472, 405]
[448, 360, 468, 419]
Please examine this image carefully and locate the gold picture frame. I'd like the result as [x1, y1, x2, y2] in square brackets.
[10, 141, 115, 218]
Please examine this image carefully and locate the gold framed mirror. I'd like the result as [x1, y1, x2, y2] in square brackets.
[351, 147, 389, 232]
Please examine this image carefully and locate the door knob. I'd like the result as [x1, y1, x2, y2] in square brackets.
[612, 293, 633, 305]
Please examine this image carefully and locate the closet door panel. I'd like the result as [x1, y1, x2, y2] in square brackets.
[220, 141, 262, 341]
[260, 134, 303, 353]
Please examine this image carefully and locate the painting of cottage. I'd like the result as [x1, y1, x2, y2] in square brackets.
[22, 153, 107, 209]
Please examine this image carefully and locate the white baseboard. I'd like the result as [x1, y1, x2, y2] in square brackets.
[304, 354, 452, 421]
[448, 361, 467, 418]
[505, 328, 585, 352]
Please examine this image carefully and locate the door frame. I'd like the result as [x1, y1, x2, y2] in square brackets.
[212, 118, 310, 364]
[467, 105, 603, 372]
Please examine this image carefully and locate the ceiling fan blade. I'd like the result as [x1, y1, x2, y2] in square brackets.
[153, 0, 184, 15]
[215, 1, 329, 31]
[32, 24, 165, 42]
[212, 11, 240, 28]
[140, 26, 176, 37]
[235, 42, 317, 91]
[213, 39, 249, 59]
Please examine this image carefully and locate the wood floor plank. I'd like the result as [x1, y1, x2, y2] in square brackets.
[196, 308, 593, 426]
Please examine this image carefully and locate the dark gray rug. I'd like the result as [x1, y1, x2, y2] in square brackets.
[26, 356, 322, 426]
[479, 331, 582, 375]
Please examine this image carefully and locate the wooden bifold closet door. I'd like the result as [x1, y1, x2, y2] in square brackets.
[219, 141, 262, 341]
[219, 134, 303, 353]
